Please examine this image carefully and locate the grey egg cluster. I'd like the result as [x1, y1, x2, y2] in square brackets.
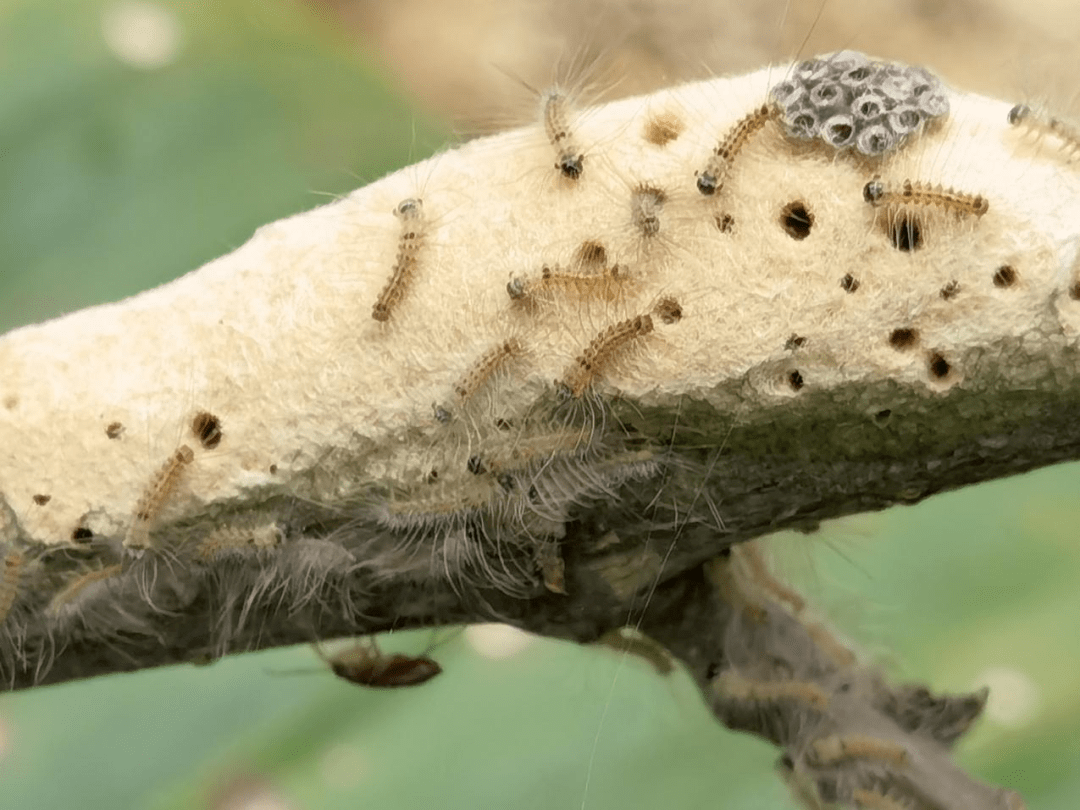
[770, 51, 949, 157]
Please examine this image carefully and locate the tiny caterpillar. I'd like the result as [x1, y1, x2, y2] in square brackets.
[630, 185, 667, 237]
[453, 339, 523, 405]
[696, 104, 773, 196]
[736, 543, 806, 615]
[193, 520, 283, 563]
[808, 734, 910, 768]
[124, 444, 195, 550]
[863, 177, 989, 217]
[704, 550, 768, 623]
[484, 427, 592, 471]
[542, 89, 584, 180]
[597, 627, 675, 674]
[713, 670, 830, 711]
[507, 262, 626, 305]
[1008, 103, 1080, 161]
[316, 639, 442, 688]
[558, 314, 654, 398]
[46, 564, 123, 618]
[371, 198, 425, 322]
[0, 550, 24, 626]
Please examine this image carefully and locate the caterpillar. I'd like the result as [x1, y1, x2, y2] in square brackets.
[696, 104, 772, 195]
[453, 339, 523, 405]
[863, 178, 989, 217]
[558, 314, 654, 398]
[371, 198, 425, 322]
[542, 89, 585, 180]
[713, 670, 830, 711]
[124, 444, 195, 551]
[808, 734, 910, 768]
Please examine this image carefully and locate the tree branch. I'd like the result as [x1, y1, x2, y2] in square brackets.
[2, 53, 1073, 808]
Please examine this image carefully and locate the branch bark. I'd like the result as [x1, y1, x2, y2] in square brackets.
[2, 55, 1074, 808]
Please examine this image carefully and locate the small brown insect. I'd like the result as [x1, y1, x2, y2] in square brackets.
[697, 104, 772, 195]
[735, 543, 806, 615]
[125, 444, 195, 550]
[316, 639, 443, 688]
[507, 262, 626, 306]
[543, 89, 584, 179]
[808, 734, 910, 768]
[372, 198, 425, 322]
[193, 520, 283, 563]
[864, 177, 989, 217]
[46, 564, 123, 618]
[713, 670, 830, 711]
[453, 339, 523, 404]
[559, 314, 654, 397]
[1008, 103, 1080, 161]
[631, 185, 667, 237]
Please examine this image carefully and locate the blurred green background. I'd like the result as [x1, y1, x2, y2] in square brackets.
[1, 1, 1078, 808]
